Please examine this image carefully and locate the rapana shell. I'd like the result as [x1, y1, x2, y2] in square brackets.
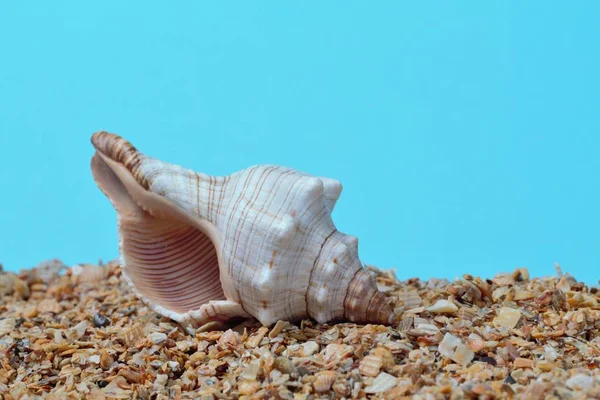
[90, 132, 393, 328]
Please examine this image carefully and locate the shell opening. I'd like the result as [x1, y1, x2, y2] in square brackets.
[91, 148, 227, 316]
[119, 215, 226, 314]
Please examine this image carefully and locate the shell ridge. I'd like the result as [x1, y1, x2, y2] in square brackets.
[305, 229, 338, 319]
[271, 178, 334, 321]
[201, 173, 229, 222]
[244, 172, 316, 323]
[341, 266, 363, 321]
[319, 177, 343, 212]
[286, 198, 333, 271]
[248, 171, 302, 270]
[214, 174, 231, 219]
[307, 233, 352, 323]
[222, 166, 263, 281]
[364, 285, 379, 321]
[206, 175, 214, 219]
[194, 170, 202, 220]
[284, 203, 334, 320]
[230, 166, 283, 272]
[226, 166, 281, 313]
[239, 170, 299, 316]
[248, 169, 298, 255]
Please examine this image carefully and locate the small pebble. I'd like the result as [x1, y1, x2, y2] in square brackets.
[567, 374, 594, 391]
[149, 332, 167, 345]
[427, 299, 458, 314]
[93, 313, 109, 327]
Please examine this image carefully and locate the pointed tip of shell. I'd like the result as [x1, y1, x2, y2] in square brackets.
[91, 131, 135, 157]
[299, 177, 325, 203]
[319, 177, 343, 211]
[91, 131, 149, 189]
[365, 291, 395, 325]
[344, 269, 394, 325]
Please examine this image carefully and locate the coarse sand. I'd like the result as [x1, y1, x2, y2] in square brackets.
[1, 259, 599, 399]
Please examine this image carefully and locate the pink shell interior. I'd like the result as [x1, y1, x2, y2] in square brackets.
[91, 151, 226, 315]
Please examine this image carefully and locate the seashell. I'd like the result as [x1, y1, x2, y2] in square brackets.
[245, 327, 269, 349]
[238, 380, 261, 396]
[396, 288, 422, 309]
[22, 306, 38, 319]
[513, 357, 535, 369]
[332, 379, 352, 397]
[273, 356, 296, 374]
[427, 299, 458, 314]
[71, 264, 108, 284]
[268, 320, 288, 338]
[26, 259, 67, 284]
[102, 376, 131, 399]
[240, 361, 261, 381]
[323, 343, 353, 362]
[0, 272, 30, 299]
[217, 329, 241, 349]
[415, 322, 440, 335]
[453, 343, 475, 366]
[359, 354, 383, 377]
[372, 347, 395, 371]
[364, 372, 399, 394]
[300, 341, 320, 356]
[15, 280, 30, 299]
[492, 307, 522, 329]
[148, 332, 167, 345]
[90, 131, 393, 327]
[0, 318, 16, 338]
[68, 320, 88, 341]
[313, 370, 337, 393]
[566, 374, 594, 391]
[438, 333, 474, 367]
[466, 333, 486, 352]
[99, 349, 114, 370]
[37, 298, 61, 314]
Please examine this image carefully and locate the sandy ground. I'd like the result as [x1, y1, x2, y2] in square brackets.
[1, 259, 599, 399]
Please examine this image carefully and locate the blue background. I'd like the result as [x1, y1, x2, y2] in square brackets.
[1, 3, 598, 284]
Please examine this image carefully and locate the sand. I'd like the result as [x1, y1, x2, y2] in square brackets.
[1, 259, 599, 399]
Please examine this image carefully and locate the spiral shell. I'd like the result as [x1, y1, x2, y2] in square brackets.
[90, 131, 393, 327]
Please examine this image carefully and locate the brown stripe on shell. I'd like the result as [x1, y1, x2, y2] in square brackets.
[91, 131, 150, 189]
[343, 269, 393, 324]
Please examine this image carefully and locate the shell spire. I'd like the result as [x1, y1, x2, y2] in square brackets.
[91, 132, 149, 189]
[90, 131, 394, 328]
[344, 269, 393, 324]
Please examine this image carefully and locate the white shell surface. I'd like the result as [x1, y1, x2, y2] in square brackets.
[147, 163, 341, 326]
